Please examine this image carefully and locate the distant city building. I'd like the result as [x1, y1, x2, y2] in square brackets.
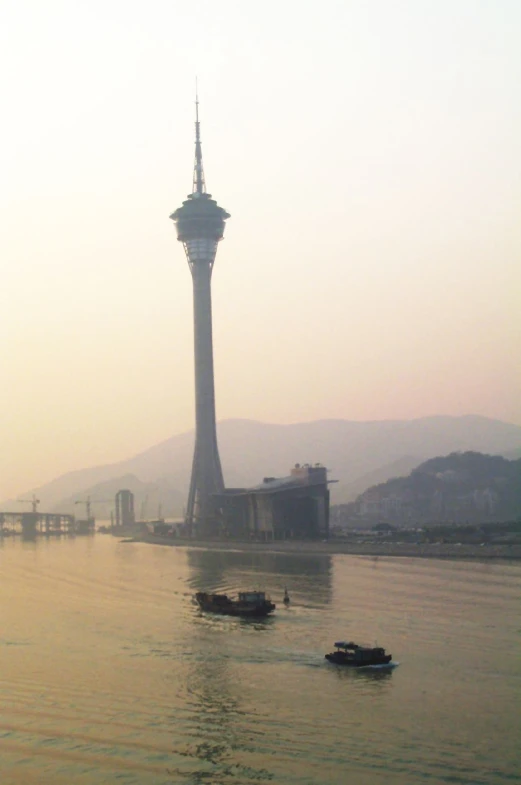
[115, 489, 135, 529]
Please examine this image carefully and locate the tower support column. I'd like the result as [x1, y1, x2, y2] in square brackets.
[186, 262, 224, 529]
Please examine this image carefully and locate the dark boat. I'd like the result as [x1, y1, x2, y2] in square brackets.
[283, 587, 290, 605]
[325, 641, 395, 668]
[195, 591, 276, 617]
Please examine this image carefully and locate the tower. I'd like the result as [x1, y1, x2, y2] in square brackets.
[170, 95, 230, 533]
[115, 489, 135, 529]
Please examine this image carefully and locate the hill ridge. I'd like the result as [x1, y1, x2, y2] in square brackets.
[2, 416, 520, 516]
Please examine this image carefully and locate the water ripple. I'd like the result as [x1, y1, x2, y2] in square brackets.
[1, 538, 519, 784]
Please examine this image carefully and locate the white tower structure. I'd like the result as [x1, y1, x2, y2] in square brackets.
[170, 96, 230, 532]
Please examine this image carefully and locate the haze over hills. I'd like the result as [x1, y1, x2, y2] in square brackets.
[56, 474, 185, 522]
[2, 416, 521, 518]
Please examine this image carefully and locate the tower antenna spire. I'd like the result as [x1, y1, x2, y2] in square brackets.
[193, 78, 206, 196]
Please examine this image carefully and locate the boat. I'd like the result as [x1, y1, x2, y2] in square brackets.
[195, 590, 275, 617]
[283, 587, 290, 605]
[325, 641, 396, 668]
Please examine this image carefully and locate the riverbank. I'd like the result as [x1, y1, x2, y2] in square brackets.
[128, 534, 521, 560]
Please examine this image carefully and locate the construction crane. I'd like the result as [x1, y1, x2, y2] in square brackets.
[17, 494, 40, 513]
[74, 496, 110, 520]
[139, 494, 149, 523]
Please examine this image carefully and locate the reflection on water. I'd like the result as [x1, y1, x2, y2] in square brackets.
[328, 665, 395, 687]
[174, 596, 278, 782]
[1, 536, 520, 785]
[178, 658, 239, 775]
[186, 548, 333, 606]
[20, 532, 38, 543]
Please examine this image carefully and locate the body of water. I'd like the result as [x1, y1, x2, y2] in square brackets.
[1, 536, 520, 784]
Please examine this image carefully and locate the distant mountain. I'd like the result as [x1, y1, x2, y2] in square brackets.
[53, 474, 185, 521]
[351, 451, 521, 524]
[504, 447, 521, 460]
[2, 415, 521, 517]
[340, 455, 423, 500]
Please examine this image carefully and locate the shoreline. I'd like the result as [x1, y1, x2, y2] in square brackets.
[127, 534, 521, 561]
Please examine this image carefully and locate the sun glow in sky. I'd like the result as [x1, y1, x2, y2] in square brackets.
[1, 0, 520, 498]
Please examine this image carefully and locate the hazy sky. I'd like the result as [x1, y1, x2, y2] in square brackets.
[1, 0, 520, 499]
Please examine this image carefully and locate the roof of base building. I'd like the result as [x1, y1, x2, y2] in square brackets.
[221, 470, 336, 498]
[250, 475, 301, 492]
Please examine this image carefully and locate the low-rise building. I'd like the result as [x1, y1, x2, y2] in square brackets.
[218, 463, 333, 540]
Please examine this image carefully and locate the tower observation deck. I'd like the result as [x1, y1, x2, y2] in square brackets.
[170, 95, 230, 532]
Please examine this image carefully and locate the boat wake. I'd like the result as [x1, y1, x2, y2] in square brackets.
[357, 661, 400, 670]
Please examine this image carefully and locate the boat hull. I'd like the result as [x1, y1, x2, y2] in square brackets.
[325, 653, 393, 667]
[195, 592, 275, 618]
[197, 603, 274, 618]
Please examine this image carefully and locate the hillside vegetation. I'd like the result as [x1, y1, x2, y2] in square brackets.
[339, 452, 521, 525]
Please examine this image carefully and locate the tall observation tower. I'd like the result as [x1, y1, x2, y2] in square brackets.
[170, 96, 230, 532]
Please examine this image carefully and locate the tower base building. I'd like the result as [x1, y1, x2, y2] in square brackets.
[216, 464, 333, 541]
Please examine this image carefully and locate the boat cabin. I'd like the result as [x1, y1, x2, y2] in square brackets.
[238, 591, 267, 604]
[334, 641, 387, 661]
